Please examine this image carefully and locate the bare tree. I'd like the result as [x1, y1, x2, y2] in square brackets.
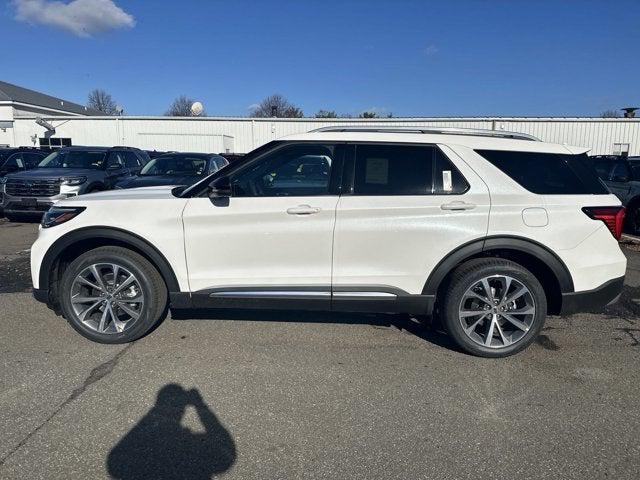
[601, 109, 621, 118]
[249, 94, 304, 118]
[315, 110, 338, 118]
[165, 95, 203, 116]
[87, 89, 118, 115]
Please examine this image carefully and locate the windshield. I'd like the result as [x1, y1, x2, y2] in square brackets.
[140, 155, 207, 176]
[0, 151, 14, 164]
[38, 150, 105, 169]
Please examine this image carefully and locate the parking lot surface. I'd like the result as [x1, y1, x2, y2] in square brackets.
[1, 219, 639, 479]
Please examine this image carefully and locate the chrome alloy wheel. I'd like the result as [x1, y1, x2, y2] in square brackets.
[70, 263, 145, 334]
[458, 275, 536, 349]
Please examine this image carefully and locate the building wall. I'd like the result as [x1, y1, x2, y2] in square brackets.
[10, 116, 640, 155]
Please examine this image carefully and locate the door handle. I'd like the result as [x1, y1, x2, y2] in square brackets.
[286, 205, 321, 215]
[441, 201, 476, 211]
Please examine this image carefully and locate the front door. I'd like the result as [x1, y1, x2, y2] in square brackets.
[182, 142, 344, 307]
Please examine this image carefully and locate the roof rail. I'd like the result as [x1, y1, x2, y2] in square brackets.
[309, 125, 540, 141]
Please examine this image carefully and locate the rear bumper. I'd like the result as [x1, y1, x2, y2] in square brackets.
[560, 276, 624, 315]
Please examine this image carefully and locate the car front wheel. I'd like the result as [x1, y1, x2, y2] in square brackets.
[441, 258, 547, 357]
[59, 246, 167, 343]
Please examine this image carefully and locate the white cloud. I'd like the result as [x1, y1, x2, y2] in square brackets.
[424, 44, 438, 56]
[12, 0, 135, 37]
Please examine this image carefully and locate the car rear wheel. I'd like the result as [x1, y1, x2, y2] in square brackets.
[441, 258, 547, 357]
[59, 246, 167, 343]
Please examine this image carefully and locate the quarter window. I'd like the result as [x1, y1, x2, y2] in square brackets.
[476, 150, 608, 194]
[232, 144, 336, 197]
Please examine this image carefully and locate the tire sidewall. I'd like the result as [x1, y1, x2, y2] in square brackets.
[444, 262, 547, 357]
[60, 250, 159, 344]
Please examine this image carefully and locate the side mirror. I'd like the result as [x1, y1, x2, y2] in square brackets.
[208, 176, 232, 198]
[107, 163, 121, 171]
[613, 175, 629, 183]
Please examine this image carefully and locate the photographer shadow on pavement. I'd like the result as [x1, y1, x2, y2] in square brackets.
[107, 384, 236, 480]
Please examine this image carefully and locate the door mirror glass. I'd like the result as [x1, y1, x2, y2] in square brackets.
[208, 176, 232, 198]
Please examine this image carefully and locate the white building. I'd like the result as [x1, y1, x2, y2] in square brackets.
[2, 81, 639, 155]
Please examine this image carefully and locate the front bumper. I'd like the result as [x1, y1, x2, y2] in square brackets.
[560, 276, 625, 315]
[1, 191, 77, 216]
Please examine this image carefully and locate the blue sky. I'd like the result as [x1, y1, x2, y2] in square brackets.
[1, 0, 639, 117]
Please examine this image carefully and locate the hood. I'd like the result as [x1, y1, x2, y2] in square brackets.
[116, 174, 199, 189]
[6, 168, 97, 180]
[61, 185, 179, 204]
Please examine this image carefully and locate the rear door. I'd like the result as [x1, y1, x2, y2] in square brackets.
[332, 142, 490, 308]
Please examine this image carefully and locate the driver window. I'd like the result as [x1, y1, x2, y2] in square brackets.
[231, 144, 335, 197]
[107, 152, 125, 169]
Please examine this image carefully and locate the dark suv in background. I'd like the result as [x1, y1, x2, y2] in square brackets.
[590, 155, 640, 234]
[0, 147, 50, 178]
[115, 152, 228, 189]
[0, 146, 148, 221]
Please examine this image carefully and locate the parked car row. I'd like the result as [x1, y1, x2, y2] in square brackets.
[587, 154, 640, 234]
[0, 146, 229, 221]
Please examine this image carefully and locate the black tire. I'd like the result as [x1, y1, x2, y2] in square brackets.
[4, 214, 21, 222]
[441, 258, 547, 358]
[4, 213, 38, 223]
[59, 246, 168, 344]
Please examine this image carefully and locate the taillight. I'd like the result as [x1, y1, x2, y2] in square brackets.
[582, 206, 625, 240]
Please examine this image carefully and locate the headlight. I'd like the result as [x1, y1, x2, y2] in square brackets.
[41, 206, 86, 228]
[60, 176, 87, 186]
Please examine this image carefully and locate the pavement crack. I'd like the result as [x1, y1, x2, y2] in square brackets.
[0, 343, 133, 467]
[615, 327, 640, 347]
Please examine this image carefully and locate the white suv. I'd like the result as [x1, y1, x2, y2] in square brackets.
[30, 127, 627, 357]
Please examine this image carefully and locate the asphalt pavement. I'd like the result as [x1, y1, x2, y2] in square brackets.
[0, 219, 639, 479]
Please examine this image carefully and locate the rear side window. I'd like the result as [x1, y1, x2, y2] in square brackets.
[476, 150, 608, 194]
[353, 144, 468, 195]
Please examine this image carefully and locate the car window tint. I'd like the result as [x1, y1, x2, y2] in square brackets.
[611, 162, 631, 181]
[3, 153, 25, 169]
[593, 159, 613, 180]
[476, 150, 608, 194]
[232, 144, 335, 197]
[23, 153, 44, 168]
[353, 144, 433, 195]
[107, 152, 125, 168]
[141, 156, 208, 175]
[123, 151, 140, 168]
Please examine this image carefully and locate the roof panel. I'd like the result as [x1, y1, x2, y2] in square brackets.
[0, 80, 103, 116]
